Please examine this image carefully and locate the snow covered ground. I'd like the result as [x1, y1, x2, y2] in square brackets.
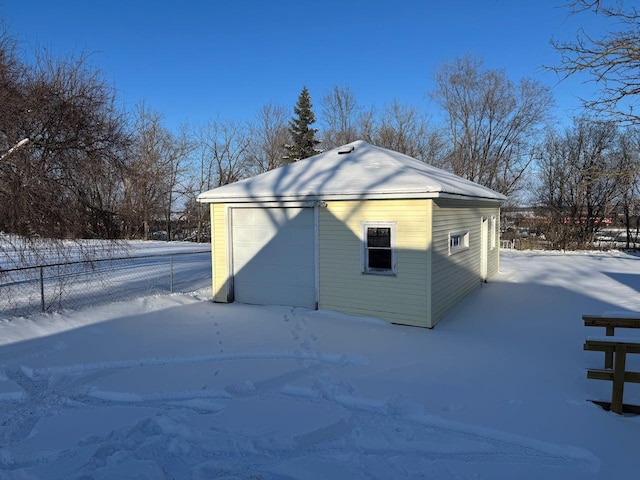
[0, 241, 211, 318]
[0, 238, 210, 270]
[1, 250, 639, 479]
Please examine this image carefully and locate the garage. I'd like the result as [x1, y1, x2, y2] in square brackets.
[199, 140, 505, 326]
[230, 206, 316, 309]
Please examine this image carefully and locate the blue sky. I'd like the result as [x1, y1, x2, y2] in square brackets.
[0, 0, 607, 131]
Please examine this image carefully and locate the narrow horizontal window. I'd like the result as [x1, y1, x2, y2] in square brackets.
[362, 223, 396, 275]
[449, 230, 469, 255]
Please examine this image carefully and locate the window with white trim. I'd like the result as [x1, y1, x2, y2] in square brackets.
[449, 230, 469, 255]
[362, 222, 396, 275]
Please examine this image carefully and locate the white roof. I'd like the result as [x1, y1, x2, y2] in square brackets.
[197, 140, 506, 203]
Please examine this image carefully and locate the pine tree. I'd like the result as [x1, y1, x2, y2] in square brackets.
[284, 86, 321, 162]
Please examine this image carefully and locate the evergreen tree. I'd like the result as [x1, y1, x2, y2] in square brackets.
[284, 86, 321, 162]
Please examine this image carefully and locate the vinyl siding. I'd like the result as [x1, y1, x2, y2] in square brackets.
[211, 203, 230, 302]
[318, 199, 431, 327]
[430, 199, 500, 326]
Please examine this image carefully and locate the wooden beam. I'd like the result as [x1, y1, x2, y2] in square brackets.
[587, 369, 640, 383]
[584, 340, 640, 354]
[583, 315, 640, 329]
[612, 345, 628, 414]
[605, 325, 614, 368]
[584, 315, 640, 367]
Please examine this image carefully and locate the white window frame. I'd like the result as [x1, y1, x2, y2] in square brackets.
[361, 222, 396, 275]
[448, 230, 470, 256]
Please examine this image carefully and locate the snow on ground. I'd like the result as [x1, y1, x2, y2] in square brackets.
[1, 250, 640, 479]
[123, 241, 211, 257]
[0, 241, 211, 318]
[0, 237, 209, 270]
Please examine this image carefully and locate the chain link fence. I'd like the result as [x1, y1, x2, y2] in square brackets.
[0, 250, 211, 318]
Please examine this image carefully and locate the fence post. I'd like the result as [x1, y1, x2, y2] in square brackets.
[170, 255, 174, 293]
[40, 266, 45, 312]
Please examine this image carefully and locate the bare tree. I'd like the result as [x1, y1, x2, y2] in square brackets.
[182, 118, 253, 244]
[249, 103, 289, 173]
[0, 24, 25, 152]
[536, 117, 620, 249]
[182, 139, 215, 244]
[123, 103, 187, 240]
[373, 99, 445, 164]
[0, 29, 29, 201]
[432, 55, 553, 196]
[0, 46, 129, 239]
[354, 106, 378, 145]
[536, 128, 572, 248]
[551, 0, 640, 124]
[0, 28, 130, 284]
[160, 126, 193, 241]
[200, 118, 252, 187]
[612, 127, 640, 248]
[183, 116, 249, 244]
[320, 85, 360, 149]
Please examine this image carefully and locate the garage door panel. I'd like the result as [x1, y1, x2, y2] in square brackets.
[233, 245, 314, 268]
[233, 281, 316, 309]
[231, 207, 316, 308]
[285, 213, 314, 227]
[237, 258, 314, 274]
[233, 227, 265, 245]
[233, 207, 310, 228]
[234, 249, 315, 274]
[258, 245, 314, 266]
[237, 263, 314, 285]
[233, 226, 277, 246]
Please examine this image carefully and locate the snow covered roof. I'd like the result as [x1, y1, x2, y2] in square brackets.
[197, 140, 506, 203]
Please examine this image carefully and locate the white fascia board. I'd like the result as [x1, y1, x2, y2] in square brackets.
[198, 191, 505, 205]
[223, 201, 316, 208]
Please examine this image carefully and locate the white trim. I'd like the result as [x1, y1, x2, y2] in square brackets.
[480, 217, 489, 280]
[314, 205, 320, 309]
[361, 222, 397, 276]
[198, 192, 505, 204]
[225, 205, 234, 302]
[490, 215, 497, 250]
[223, 201, 316, 208]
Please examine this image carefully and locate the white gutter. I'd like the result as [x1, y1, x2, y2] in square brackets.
[197, 190, 506, 204]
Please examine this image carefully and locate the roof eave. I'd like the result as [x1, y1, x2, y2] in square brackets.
[197, 191, 506, 204]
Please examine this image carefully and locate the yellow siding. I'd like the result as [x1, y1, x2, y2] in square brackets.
[430, 199, 501, 326]
[318, 199, 431, 327]
[211, 203, 230, 302]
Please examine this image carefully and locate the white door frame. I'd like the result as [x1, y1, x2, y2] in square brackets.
[480, 217, 488, 281]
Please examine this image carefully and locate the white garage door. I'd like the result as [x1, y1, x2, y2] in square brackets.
[231, 207, 316, 309]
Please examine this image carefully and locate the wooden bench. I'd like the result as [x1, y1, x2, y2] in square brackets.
[583, 314, 640, 368]
[584, 337, 640, 414]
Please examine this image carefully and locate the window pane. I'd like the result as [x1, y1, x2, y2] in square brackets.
[367, 228, 390, 247]
[369, 249, 392, 270]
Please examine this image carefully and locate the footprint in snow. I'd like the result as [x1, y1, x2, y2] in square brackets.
[225, 380, 256, 397]
[213, 322, 223, 353]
